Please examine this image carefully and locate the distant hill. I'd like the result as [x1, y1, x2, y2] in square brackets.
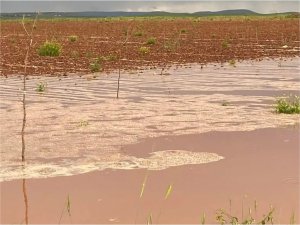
[1, 9, 299, 19]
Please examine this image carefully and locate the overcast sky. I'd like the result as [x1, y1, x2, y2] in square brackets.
[1, 1, 300, 13]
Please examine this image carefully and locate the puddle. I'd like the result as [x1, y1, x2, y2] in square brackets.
[0, 58, 299, 182]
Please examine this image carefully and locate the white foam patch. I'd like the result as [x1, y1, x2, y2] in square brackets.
[0, 150, 223, 182]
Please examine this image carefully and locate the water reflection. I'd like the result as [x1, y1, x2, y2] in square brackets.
[22, 178, 29, 225]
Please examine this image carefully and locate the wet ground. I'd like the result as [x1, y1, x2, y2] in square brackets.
[1, 19, 299, 75]
[0, 58, 299, 223]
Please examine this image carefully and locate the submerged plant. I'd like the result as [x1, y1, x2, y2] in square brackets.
[221, 101, 230, 106]
[36, 82, 46, 92]
[38, 41, 61, 56]
[275, 95, 300, 114]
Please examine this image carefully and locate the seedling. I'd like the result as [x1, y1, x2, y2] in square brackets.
[36, 82, 46, 92]
[68, 35, 78, 42]
[134, 31, 143, 37]
[139, 46, 150, 55]
[90, 59, 101, 72]
[180, 29, 187, 33]
[229, 59, 236, 66]
[221, 39, 230, 49]
[221, 101, 230, 106]
[146, 37, 156, 45]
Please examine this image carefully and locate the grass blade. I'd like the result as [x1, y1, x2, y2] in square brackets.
[165, 184, 173, 200]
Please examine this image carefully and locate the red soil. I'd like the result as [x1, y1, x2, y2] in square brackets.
[1, 19, 299, 76]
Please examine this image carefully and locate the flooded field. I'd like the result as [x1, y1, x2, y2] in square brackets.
[0, 58, 299, 180]
[0, 58, 299, 223]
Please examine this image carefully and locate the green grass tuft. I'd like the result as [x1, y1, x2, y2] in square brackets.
[36, 82, 46, 92]
[90, 59, 102, 72]
[139, 46, 150, 55]
[134, 31, 143, 37]
[146, 37, 156, 45]
[38, 41, 61, 56]
[275, 95, 300, 114]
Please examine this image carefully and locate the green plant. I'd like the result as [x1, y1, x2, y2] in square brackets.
[90, 59, 101, 72]
[146, 37, 156, 45]
[68, 35, 78, 42]
[229, 59, 236, 66]
[36, 82, 46, 92]
[139, 46, 150, 55]
[180, 29, 187, 33]
[221, 39, 230, 49]
[221, 101, 230, 106]
[134, 31, 143, 37]
[38, 41, 61, 56]
[275, 95, 300, 114]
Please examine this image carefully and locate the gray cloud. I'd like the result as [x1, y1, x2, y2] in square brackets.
[1, 1, 299, 13]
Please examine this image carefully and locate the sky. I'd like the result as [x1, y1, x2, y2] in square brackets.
[1, 1, 300, 14]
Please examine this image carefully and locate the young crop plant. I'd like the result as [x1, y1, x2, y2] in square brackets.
[275, 95, 300, 114]
[134, 31, 143, 37]
[36, 82, 46, 92]
[68, 35, 78, 42]
[146, 37, 156, 45]
[180, 29, 187, 34]
[38, 41, 61, 57]
[90, 59, 102, 73]
[139, 46, 150, 55]
[221, 39, 230, 49]
[229, 59, 236, 66]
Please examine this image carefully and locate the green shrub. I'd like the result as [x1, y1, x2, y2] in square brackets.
[146, 37, 156, 45]
[275, 95, 300, 114]
[139, 46, 150, 55]
[38, 41, 61, 57]
[68, 35, 78, 42]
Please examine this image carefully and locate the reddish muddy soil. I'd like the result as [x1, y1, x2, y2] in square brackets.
[1, 19, 299, 76]
[1, 128, 299, 224]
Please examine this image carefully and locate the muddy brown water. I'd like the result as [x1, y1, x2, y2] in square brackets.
[0, 58, 299, 223]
